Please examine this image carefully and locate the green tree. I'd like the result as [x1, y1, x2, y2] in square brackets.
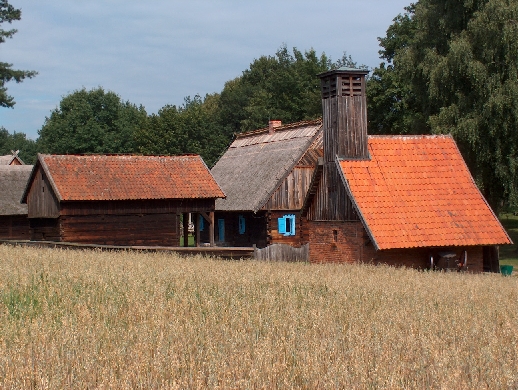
[369, 0, 518, 212]
[136, 94, 227, 167]
[219, 45, 362, 134]
[0, 126, 37, 163]
[0, 0, 37, 108]
[38, 87, 147, 154]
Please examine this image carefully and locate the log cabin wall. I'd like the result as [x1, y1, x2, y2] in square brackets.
[29, 218, 61, 241]
[267, 210, 303, 247]
[0, 215, 30, 240]
[29, 198, 216, 245]
[303, 218, 484, 271]
[26, 166, 60, 219]
[59, 213, 180, 246]
[58, 199, 213, 245]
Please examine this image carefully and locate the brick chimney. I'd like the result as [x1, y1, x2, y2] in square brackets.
[268, 120, 282, 134]
[318, 67, 369, 161]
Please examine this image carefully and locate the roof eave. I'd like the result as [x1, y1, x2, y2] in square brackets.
[335, 155, 381, 251]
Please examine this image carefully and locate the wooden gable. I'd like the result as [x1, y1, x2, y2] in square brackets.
[25, 165, 60, 219]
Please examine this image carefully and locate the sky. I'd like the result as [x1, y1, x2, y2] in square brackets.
[2, 1, 411, 139]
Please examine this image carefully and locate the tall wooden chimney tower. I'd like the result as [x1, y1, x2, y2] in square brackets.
[319, 67, 369, 161]
[316, 67, 369, 220]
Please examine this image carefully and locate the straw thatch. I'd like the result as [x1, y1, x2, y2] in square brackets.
[0, 165, 33, 215]
[212, 120, 322, 212]
[0, 151, 25, 165]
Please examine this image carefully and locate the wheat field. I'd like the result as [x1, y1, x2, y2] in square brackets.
[0, 244, 517, 389]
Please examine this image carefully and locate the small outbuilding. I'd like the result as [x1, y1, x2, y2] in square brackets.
[0, 165, 33, 240]
[21, 154, 225, 246]
[210, 119, 323, 248]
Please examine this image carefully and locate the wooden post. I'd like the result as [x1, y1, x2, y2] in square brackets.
[209, 211, 215, 247]
[194, 213, 200, 247]
[183, 213, 189, 247]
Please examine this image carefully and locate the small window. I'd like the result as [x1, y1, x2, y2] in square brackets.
[278, 214, 296, 236]
[238, 215, 246, 235]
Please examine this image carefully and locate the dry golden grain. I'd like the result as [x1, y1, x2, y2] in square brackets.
[0, 244, 516, 389]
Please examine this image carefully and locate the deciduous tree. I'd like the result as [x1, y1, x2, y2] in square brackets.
[0, 126, 37, 163]
[38, 87, 147, 155]
[368, 0, 518, 212]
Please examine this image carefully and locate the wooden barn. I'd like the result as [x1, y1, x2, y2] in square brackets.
[0, 150, 25, 166]
[0, 165, 33, 240]
[209, 119, 323, 248]
[301, 67, 511, 271]
[21, 154, 225, 246]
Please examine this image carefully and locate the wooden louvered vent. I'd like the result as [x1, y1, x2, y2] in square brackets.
[341, 75, 363, 96]
[321, 73, 364, 99]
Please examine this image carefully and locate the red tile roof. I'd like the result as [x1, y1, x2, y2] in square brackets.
[36, 154, 225, 201]
[339, 135, 511, 250]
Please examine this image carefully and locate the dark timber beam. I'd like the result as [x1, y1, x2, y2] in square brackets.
[183, 213, 189, 247]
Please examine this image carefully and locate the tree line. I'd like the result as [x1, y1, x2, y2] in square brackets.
[6, 45, 358, 167]
[3, 0, 518, 213]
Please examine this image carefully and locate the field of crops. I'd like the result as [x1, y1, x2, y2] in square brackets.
[0, 244, 517, 389]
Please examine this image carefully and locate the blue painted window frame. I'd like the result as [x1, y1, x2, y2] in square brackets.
[218, 219, 225, 242]
[278, 214, 296, 236]
[238, 215, 246, 235]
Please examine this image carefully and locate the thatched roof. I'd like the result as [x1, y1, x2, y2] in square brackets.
[212, 119, 322, 212]
[0, 151, 25, 165]
[0, 165, 33, 215]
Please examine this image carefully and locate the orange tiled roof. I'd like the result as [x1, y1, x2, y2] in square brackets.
[37, 154, 225, 201]
[339, 135, 511, 250]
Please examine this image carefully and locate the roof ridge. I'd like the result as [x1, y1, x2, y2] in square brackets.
[40, 153, 200, 158]
[235, 118, 322, 139]
[368, 134, 453, 139]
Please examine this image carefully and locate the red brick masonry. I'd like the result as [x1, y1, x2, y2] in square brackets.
[304, 219, 483, 272]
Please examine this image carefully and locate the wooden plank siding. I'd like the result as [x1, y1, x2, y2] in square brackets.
[305, 164, 358, 221]
[322, 95, 368, 161]
[254, 243, 309, 262]
[26, 166, 60, 219]
[263, 167, 314, 210]
[322, 83, 368, 162]
[60, 199, 216, 216]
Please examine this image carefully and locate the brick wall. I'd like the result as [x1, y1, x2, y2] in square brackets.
[303, 218, 484, 272]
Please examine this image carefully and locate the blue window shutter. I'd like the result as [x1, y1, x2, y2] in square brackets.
[278, 217, 286, 235]
[238, 215, 245, 235]
[199, 215, 204, 231]
[289, 215, 296, 236]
